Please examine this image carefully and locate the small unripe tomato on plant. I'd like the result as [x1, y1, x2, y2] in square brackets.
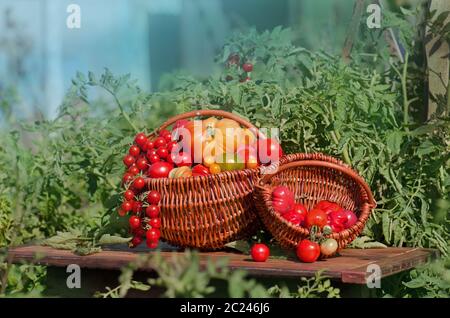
[129, 145, 140, 157]
[242, 62, 253, 72]
[296, 239, 320, 263]
[146, 205, 160, 218]
[250, 243, 270, 262]
[123, 155, 135, 167]
[129, 215, 141, 229]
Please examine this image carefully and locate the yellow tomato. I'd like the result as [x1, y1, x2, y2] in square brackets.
[203, 155, 216, 167]
[209, 163, 221, 174]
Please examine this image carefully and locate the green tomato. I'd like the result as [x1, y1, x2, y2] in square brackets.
[217, 153, 245, 171]
[320, 238, 338, 256]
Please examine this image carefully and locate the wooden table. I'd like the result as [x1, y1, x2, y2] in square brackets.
[8, 245, 438, 287]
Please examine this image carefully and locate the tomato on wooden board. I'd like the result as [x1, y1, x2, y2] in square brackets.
[250, 243, 270, 262]
[320, 238, 338, 257]
[296, 240, 320, 263]
[305, 208, 328, 229]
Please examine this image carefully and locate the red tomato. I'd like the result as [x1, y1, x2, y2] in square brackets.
[134, 133, 148, 148]
[147, 190, 161, 204]
[148, 162, 173, 178]
[122, 173, 133, 184]
[154, 137, 166, 148]
[315, 200, 333, 211]
[257, 138, 283, 165]
[282, 211, 303, 226]
[129, 216, 141, 229]
[149, 218, 161, 229]
[129, 145, 140, 157]
[144, 140, 154, 151]
[156, 147, 169, 159]
[117, 208, 127, 217]
[133, 177, 146, 190]
[271, 186, 295, 214]
[296, 240, 320, 263]
[132, 201, 142, 214]
[342, 210, 358, 228]
[192, 164, 210, 177]
[130, 236, 143, 248]
[127, 165, 140, 175]
[124, 190, 135, 201]
[146, 240, 158, 249]
[250, 243, 270, 262]
[122, 201, 133, 212]
[146, 228, 161, 241]
[290, 203, 308, 225]
[305, 208, 328, 229]
[146, 205, 160, 218]
[148, 154, 161, 164]
[123, 155, 135, 167]
[164, 133, 172, 143]
[159, 129, 171, 137]
[136, 158, 148, 171]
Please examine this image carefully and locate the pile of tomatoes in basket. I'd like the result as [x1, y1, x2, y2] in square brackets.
[250, 186, 359, 263]
[118, 116, 283, 249]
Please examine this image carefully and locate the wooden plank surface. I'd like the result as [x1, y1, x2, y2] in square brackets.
[8, 245, 438, 284]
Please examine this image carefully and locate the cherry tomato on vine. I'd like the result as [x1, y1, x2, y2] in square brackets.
[146, 228, 161, 241]
[129, 215, 141, 229]
[146, 205, 160, 218]
[154, 137, 166, 148]
[163, 133, 172, 143]
[296, 240, 320, 263]
[130, 236, 143, 248]
[144, 140, 154, 151]
[156, 147, 169, 159]
[134, 133, 148, 148]
[124, 190, 135, 201]
[128, 165, 140, 175]
[148, 217, 161, 229]
[122, 201, 133, 212]
[136, 158, 148, 171]
[132, 201, 142, 214]
[148, 154, 160, 164]
[129, 145, 140, 157]
[148, 162, 173, 178]
[146, 240, 158, 249]
[147, 190, 161, 204]
[118, 208, 127, 217]
[133, 177, 146, 190]
[123, 155, 135, 167]
[250, 243, 270, 262]
[146, 149, 157, 158]
[159, 129, 171, 137]
[122, 173, 134, 184]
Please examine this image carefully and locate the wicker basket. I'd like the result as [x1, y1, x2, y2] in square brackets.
[254, 153, 376, 250]
[146, 110, 264, 250]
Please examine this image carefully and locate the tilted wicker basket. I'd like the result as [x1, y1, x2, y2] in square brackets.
[253, 153, 376, 250]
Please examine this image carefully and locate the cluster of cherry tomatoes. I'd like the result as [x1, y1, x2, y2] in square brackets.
[224, 53, 253, 83]
[119, 132, 168, 248]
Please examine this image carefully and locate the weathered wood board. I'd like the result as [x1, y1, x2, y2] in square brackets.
[8, 245, 438, 285]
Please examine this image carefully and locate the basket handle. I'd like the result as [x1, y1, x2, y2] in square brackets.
[259, 159, 377, 208]
[155, 109, 265, 139]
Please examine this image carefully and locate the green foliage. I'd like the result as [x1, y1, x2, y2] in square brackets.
[95, 250, 340, 298]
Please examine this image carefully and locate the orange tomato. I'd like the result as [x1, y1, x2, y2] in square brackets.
[209, 163, 221, 174]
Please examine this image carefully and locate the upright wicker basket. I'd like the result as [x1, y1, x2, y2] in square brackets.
[254, 153, 377, 250]
[145, 110, 264, 250]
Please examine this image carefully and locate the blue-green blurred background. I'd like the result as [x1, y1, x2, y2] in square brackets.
[0, 0, 354, 119]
